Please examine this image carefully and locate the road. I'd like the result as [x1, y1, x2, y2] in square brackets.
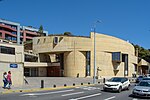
[0, 83, 149, 100]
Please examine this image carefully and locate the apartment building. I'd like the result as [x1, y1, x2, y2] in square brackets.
[0, 18, 48, 44]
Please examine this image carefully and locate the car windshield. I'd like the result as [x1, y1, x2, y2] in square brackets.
[143, 78, 150, 80]
[138, 81, 150, 87]
[109, 78, 122, 82]
[138, 76, 143, 78]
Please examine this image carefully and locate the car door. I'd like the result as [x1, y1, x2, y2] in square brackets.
[122, 78, 128, 89]
[121, 78, 127, 89]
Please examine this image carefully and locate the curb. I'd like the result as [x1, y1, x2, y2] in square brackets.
[0, 83, 101, 94]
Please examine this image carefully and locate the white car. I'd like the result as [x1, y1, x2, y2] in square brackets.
[103, 77, 130, 92]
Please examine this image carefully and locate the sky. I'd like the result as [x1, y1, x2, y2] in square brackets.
[0, 0, 150, 49]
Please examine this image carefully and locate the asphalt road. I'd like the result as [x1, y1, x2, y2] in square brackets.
[0, 83, 149, 100]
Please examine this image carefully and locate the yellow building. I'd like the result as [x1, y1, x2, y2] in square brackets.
[32, 32, 146, 78]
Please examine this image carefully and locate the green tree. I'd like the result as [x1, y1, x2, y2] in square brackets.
[133, 44, 150, 62]
[64, 32, 72, 36]
[38, 25, 43, 33]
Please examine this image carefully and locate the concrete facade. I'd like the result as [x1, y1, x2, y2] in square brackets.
[0, 42, 24, 86]
[32, 32, 139, 78]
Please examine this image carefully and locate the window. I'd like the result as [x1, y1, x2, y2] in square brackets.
[12, 37, 17, 41]
[12, 31, 17, 35]
[86, 51, 91, 76]
[37, 39, 40, 44]
[112, 52, 122, 62]
[11, 25, 17, 29]
[0, 46, 15, 55]
[54, 37, 58, 44]
[0, 32, 2, 37]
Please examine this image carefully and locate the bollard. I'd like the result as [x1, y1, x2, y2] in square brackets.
[103, 78, 105, 83]
[88, 82, 90, 85]
[81, 83, 83, 85]
[41, 80, 44, 88]
[73, 83, 75, 86]
[64, 84, 67, 87]
[98, 82, 100, 84]
[53, 85, 56, 88]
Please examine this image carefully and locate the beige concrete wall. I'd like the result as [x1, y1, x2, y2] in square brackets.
[0, 42, 24, 86]
[24, 62, 60, 67]
[0, 62, 23, 86]
[64, 51, 86, 77]
[33, 32, 137, 78]
[0, 42, 24, 63]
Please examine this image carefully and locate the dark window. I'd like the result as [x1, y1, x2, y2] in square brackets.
[112, 52, 122, 62]
[0, 32, 2, 37]
[54, 37, 58, 44]
[12, 31, 17, 35]
[0, 46, 15, 55]
[86, 51, 91, 76]
[25, 54, 38, 62]
[20, 32, 23, 36]
[12, 37, 17, 41]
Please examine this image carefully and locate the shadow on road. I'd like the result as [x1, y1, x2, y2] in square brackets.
[128, 94, 150, 99]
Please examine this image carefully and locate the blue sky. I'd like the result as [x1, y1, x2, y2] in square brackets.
[0, 0, 150, 49]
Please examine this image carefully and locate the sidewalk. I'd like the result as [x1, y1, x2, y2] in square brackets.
[0, 77, 103, 94]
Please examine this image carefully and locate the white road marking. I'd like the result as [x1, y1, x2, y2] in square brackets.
[69, 93, 101, 100]
[132, 99, 138, 100]
[29, 95, 37, 97]
[104, 96, 116, 100]
[75, 86, 87, 88]
[20, 89, 74, 96]
[76, 86, 100, 90]
[62, 91, 84, 96]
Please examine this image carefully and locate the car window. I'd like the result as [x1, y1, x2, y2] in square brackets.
[138, 81, 150, 87]
[109, 78, 122, 82]
[143, 78, 150, 80]
[138, 76, 143, 78]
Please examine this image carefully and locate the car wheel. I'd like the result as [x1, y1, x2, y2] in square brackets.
[118, 86, 122, 93]
[103, 88, 106, 91]
[127, 85, 130, 90]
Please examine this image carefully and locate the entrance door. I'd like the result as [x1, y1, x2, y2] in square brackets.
[47, 66, 61, 77]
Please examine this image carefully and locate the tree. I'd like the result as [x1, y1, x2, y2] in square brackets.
[133, 44, 150, 63]
[38, 25, 43, 33]
[64, 32, 72, 36]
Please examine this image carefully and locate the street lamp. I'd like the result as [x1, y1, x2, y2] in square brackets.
[93, 20, 101, 84]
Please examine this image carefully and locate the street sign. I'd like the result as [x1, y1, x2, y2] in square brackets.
[10, 64, 18, 68]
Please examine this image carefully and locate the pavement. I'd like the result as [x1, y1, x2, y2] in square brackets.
[0, 77, 136, 94]
[0, 77, 104, 94]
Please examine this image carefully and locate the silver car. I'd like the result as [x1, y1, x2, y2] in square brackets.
[132, 80, 150, 97]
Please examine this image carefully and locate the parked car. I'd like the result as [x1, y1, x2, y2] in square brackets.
[146, 74, 150, 78]
[142, 77, 150, 81]
[103, 77, 130, 92]
[136, 75, 144, 83]
[132, 80, 150, 97]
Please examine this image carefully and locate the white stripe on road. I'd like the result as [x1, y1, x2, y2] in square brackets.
[69, 93, 101, 100]
[20, 89, 74, 96]
[62, 91, 84, 96]
[104, 96, 116, 100]
[132, 99, 138, 100]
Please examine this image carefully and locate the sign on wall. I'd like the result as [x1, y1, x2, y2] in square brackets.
[10, 64, 18, 68]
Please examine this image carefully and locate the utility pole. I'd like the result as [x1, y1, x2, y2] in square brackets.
[93, 20, 101, 84]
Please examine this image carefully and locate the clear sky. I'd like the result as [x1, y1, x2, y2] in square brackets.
[0, 0, 150, 49]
